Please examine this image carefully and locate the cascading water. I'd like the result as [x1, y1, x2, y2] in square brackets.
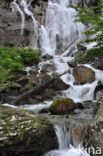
[9, 0, 103, 156]
[35, 0, 103, 104]
[11, 0, 25, 34]
[38, 0, 85, 54]
[46, 125, 90, 156]
[55, 125, 78, 150]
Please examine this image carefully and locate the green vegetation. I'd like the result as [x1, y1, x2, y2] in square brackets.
[0, 47, 39, 85]
[0, 114, 8, 119]
[75, 47, 103, 63]
[33, 117, 48, 127]
[73, 0, 103, 62]
[51, 98, 72, 108]
[0, 143, 5, 147]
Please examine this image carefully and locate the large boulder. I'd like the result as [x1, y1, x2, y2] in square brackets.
[0, 105, 58, 156]
[73, 66, 95, 84]
[49, 98, 75, 115]
[83, 95, 103, 156]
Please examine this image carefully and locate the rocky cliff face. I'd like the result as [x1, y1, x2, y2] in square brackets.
[83, 96, 103, 156]
[0, 0, 47, 47]
[0, 0, 98, 48]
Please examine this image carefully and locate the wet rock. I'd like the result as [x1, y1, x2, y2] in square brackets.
[29, 66, 38, 75]
[41, 88, 55, 99]
[83, 96, 103, 156]
[0, 105, 58, 156]
[72, 126, 85, 144]
[39, 107, 49, 114]
[51, 78, 69, 91]
[0, 0, 47, 47]
[68, 61, 77, 68]
[42, 54, 53, 60]
[31, 0, 48, 23]
[94, 81, 103, 99]
[80, 101, 96, 109]
[77, 44, 87, 51]
[41, 64, 55, 73]
[49, 98, 75, 115]
[92, 57, 103, 70]
[73, 66, 95, 84]
[39, 73, 69, 91]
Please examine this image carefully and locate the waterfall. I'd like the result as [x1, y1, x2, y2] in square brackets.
[38, 0, 85, 54]
[11, 0, 39, 47]
[9, 1, 103, 156]
[55, 125, 78, 150]
[46, 125, 90, 156]
[11, 0, 25, 34]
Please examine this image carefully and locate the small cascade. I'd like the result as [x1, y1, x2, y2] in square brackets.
[11, 0, 25, 34]
[55, 125, 78, 150]
[46, 125, 90, 156]
[11, 0, 40, 46]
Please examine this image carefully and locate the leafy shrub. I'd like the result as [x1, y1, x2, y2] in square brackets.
[17, 48, 39, 66]
[75, 47, 103, 63]
[72, 0, 103, 63]
[0, 47, 39, 83]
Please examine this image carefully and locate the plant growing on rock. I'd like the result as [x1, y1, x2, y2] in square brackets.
[73, 0, 103, 63]
[0, 47, 39, 85]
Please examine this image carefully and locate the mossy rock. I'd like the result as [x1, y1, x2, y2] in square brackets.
[49, 98, 75, 115]
[0, 105, 58, 156]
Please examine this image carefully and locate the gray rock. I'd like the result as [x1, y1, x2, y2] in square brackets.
[73, 66, 95, 84]
[42, 54, 53, 60]
[83, 96, 103, 156]
[77, 44, 87, 51]
[68, 61, 77, 68]
[0, 105, 58, 156]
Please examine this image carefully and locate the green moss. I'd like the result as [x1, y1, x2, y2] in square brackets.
[74, 47, 103, 63]
[33, 117, 48, 127]
[0, 114, 8, 119]
[21, 108, 30, 113]
[51, 98, 72, 108]
[0, 143, 5, 147]
[0, 106, 49, 143]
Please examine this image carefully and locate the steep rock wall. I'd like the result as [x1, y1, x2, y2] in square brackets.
[0, 0, 47, 47]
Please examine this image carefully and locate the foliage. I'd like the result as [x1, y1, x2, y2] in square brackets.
[16, 48, 39, 66]
[75, 47, 103, 63]
[0, 47, 39, 84]
[72, 0, 103, 62]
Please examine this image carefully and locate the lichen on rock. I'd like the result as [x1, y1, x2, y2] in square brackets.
[0, 105, 58, 156]
[49, 98, 75, 115]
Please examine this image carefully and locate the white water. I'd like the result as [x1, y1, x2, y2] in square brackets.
[11, 0, 25, 34]
[55, 125, 78, 150]
[46, 125, 90, 156]
[38, 0, 85, 54]
[10, 0, 103, 156]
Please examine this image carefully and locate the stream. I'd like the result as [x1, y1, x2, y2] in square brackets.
[5, 0, 103, 155]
